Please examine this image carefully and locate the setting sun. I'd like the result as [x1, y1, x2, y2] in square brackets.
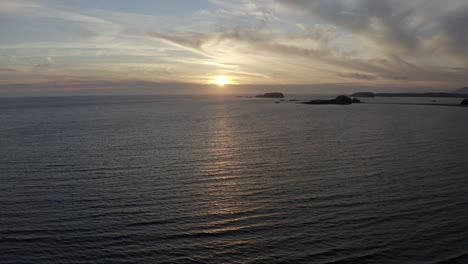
[216, 76, 228, 87]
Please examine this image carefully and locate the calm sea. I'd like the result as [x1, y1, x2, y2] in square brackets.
[1, 95, 468, 264]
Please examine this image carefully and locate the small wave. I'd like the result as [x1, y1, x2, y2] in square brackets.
[433, 251, 468, 264]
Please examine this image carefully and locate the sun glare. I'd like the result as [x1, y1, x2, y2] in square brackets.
[216, 76, 228, 87]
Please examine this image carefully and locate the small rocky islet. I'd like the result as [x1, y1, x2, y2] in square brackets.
[255, 92, 285, 98]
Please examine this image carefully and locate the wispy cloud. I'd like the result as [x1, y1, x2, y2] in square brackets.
[338, 73, 377, 80]
[274, 0, 468, 65]
[0, 67, 19, 72]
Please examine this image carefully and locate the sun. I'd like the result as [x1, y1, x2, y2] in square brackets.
[216, 76, 228, 87]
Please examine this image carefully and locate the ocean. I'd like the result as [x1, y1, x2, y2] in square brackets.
[1, 95, 468, 263]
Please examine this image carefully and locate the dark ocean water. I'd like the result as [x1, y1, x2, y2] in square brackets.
[1, 95, 468, 264]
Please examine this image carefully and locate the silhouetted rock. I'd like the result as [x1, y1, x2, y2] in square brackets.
[334, 95, 353, 104]
[256, 92, 285, 98]
[461, 99, 468, 106]
[303, 95, 354, 105]
[352, 98, 361, 103]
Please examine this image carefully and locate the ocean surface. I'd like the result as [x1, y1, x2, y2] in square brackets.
[1, 95, 468, 264]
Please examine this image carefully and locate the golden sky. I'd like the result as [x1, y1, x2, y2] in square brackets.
[0, 0, 467, 95]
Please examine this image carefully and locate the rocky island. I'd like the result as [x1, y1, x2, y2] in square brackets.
[255, 92, 285, 98]
[461, 99, 468, 106]
[303, 95, 360, 105]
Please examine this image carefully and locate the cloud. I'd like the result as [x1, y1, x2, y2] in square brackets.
[148, 25, 410, 81]
[274, 0, 468, 64]
[0, 67, 18, 72]
[274, 0, 423, 53]
[431, 6, 468, 63]
[339, 73, 377, 80]
[33, 57, 55, 71]
[148, 20, 468, 86]
[149, 32, 209, 56]
[0, 0, 120, 42]
[149, 24, 338, 62]
[380, 74, 409, 81]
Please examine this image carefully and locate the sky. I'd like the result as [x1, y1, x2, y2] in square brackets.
[0, 0, 467, 95]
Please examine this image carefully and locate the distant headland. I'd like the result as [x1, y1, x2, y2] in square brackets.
[455, 87, 468, 94]
[351, 92, 468, 98]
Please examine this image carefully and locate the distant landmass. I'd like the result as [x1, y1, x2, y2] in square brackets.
[303, 95, 361, 105]
[454, 87, 468, 94]
[352, 92, 468, 98]
[255, 92, 285, 98]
